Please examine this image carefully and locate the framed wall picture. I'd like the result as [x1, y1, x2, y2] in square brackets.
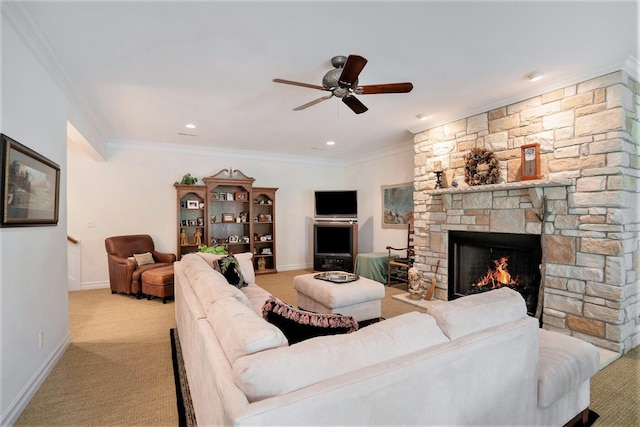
[1, 134, 60, 227]
[521, 143, 541, 180]
[381, 183, 413, 229]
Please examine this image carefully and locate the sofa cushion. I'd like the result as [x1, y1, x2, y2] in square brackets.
[428, 287, 527, 340]
[133, 252, 155, 266]
[233, 311, 450, 402]
[194, 252, 256, 284]
[537, 329, 600, 408]
[242, 283, 273, 315]
[181, 254, 251, 312]
[208, 297, 288, 364]
[262, 296, 358, 344]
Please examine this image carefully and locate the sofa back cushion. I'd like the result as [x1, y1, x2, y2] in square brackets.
[242, 283, 273, 315]
[194, 252, 256, 284]
[428, 287, 527, 340]
[182, 254, 251, 313]
[207, 297, 288, 364]
[233, 311, 450, 402]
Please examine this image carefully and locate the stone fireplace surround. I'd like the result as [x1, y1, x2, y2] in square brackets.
[412, 70, 639, 354]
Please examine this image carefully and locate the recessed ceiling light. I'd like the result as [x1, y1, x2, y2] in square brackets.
[526, 71, 544, 82]
[326, 141, 335, 146]
[185, 123, 196, 129]
[416, 114, 428, 121]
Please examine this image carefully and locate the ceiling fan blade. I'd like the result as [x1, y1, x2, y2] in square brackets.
[338, 55, 368, 87]
[342, 95, 368, 114]
[273, 78, 325, 91]
[357, 82, 414, 94]
[293, 94, 334, 111]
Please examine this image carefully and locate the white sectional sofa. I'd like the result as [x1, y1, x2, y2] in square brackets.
[174, 252, 600, 426]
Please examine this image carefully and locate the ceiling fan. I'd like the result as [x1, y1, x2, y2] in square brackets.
[273, 55, 413, 114]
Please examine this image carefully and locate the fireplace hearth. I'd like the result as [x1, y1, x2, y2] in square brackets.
[448, 231, 542, 316]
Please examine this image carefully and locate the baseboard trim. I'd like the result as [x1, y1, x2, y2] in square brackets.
[275, 263, 313, 272]
[80, 280, 109, 290]
[0, 331, 71, 426]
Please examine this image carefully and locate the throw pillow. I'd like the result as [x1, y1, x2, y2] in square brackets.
[133, 252, 155, 266]
[196, 252, 256, 284]
[213, 255, 247, 288]
[262, 296, 358, 344]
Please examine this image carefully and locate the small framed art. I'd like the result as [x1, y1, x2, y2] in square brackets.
[222, 213, 235, 223]
[1, 134, 60, 227]
[521, 143, 541, 180]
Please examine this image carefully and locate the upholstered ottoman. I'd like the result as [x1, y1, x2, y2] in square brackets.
[141, 265, 174, 304]
[293, 273, 385, 322]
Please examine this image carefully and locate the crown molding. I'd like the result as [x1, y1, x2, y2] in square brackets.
[622, 55, 639, 81]
[2, 1, 108, 145]
[106, 139, 347, 166]
[344, 139, 414, 167]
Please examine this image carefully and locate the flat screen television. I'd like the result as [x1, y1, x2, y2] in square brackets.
[314, 224, 353, 256]
[314, 190, 357, 220]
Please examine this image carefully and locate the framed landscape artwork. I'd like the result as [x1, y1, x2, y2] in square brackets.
[382, 183, 413, 229]
[1, 134, 60, 227]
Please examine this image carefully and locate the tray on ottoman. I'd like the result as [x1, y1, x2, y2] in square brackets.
[141, 265, 174, 304]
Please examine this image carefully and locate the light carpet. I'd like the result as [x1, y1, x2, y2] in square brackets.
[14, 269, 639, 426]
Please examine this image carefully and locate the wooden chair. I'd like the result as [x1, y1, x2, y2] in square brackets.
[386, 223, 415, 288]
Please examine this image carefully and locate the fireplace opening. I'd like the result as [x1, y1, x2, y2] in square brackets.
[448, 231, 542, 316]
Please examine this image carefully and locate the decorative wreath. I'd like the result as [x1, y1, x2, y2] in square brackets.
[464, 148, 500, 186]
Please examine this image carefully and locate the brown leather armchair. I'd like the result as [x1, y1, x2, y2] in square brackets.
[105, 234, 176, 297]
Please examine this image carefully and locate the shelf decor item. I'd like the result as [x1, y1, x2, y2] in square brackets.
[521, 143, 541, 181]
[176, 173, 198, 185]
[464, 147, 499, 186]
[1, 134, 60, 227]
[222, 213, 235, 223]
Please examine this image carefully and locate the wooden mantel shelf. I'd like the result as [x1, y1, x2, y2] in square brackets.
[424, 179, 572, 209]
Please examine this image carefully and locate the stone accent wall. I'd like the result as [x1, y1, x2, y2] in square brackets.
[413, 71, 639, 353]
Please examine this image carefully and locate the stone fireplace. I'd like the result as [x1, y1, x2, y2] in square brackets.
[412, 70, 639, 354]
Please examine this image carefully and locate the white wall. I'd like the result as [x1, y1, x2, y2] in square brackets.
[0, 19, 70, 425]
[347, 145, 415, 254]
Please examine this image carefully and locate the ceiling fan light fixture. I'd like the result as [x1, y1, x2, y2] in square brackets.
[273, 54, 413, 114]
[527, 71, 544, 82]
[326, 141, 335, 146]
[185, 123, 196, 129]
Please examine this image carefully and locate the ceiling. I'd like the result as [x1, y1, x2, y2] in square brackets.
[11, 1, 639, 160]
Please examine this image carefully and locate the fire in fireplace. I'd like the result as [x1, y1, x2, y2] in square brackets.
[448, 231, 542, 316]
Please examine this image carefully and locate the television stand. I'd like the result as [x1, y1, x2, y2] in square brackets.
[313, 223, 358, 272]
[317, 256, 351, 272]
